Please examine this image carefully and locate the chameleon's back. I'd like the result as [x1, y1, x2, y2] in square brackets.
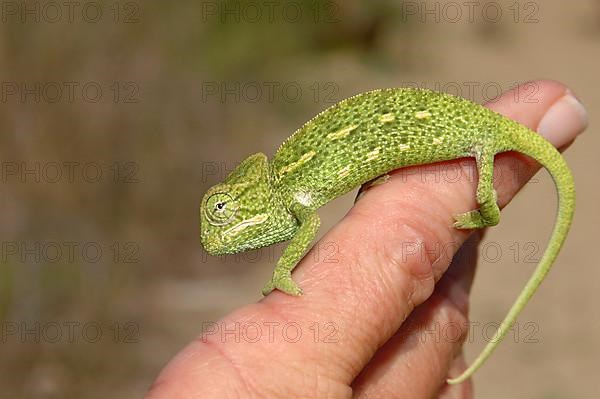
[271, 88, 508, 208]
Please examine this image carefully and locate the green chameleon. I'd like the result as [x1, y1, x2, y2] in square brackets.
[199, 88, 575, 384]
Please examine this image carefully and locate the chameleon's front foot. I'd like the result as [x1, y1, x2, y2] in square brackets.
[262, 270, 303, 296]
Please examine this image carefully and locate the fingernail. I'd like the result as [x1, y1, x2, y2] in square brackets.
[537, 92, 588, 147]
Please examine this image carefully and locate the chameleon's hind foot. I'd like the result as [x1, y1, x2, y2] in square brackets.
[453, 208, 499, 229]
[262, 271, 303, 296]
[453, 209, 487, 229]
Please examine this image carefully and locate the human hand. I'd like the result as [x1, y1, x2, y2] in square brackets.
[147, 80, 586, 398]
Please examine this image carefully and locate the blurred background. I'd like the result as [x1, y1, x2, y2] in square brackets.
[0, 0, 598, 397]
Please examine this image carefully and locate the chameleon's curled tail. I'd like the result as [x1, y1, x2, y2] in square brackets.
[447, 125, 575, 384]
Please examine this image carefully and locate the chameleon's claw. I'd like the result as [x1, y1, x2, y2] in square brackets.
[262, 271, 303, 296]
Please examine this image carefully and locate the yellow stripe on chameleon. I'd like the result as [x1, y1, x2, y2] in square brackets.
[365, 148, 380, 162]
[224, 213, 268, 235]
[379, 113, 395, 123]
[337, 165, 351, 179]
[326, 124, 358, 140]
[415, 110, 432, 119]
[278, 150, 316, 176]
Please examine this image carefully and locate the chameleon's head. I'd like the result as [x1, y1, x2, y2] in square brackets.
[200, 153, 299, 256]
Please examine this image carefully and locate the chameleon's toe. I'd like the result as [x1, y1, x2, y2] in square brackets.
[261, 280, 277, 296]
[262, 271, 303, 296]
[453, 210, 486, 229]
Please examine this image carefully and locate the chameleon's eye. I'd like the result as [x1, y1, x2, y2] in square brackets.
[205, 193, 238, 226]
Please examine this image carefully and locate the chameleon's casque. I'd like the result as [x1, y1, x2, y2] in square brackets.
[199, 88, 575, 384]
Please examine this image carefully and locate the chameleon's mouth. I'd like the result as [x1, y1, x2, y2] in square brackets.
[200, 231, 223, 256]
[201, 228, 240, 256]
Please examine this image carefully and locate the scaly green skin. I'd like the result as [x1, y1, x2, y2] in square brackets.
[200, 88, 575, 384]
